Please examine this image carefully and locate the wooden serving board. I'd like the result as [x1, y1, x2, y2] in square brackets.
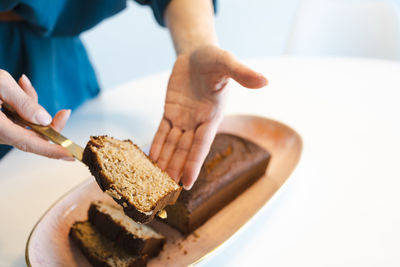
[26, 115, 302, 267]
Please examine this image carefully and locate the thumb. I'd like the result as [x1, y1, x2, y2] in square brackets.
[222, 52, 268, 89]
[0, 71, 52, 126]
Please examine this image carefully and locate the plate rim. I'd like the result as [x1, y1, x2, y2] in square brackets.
[25, 177, 93, 267]
[25, 114, 303, 266]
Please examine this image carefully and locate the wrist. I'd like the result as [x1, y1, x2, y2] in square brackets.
[176, 40, 218, 56]
[165, 0, 218, 56]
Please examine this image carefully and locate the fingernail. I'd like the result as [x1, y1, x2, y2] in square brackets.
[173, 176, 180, 184]
[35, 110, 52, 126]
[21, 74, 32, 86]
[259, 74, 268, 86]
[65, 109, 71, 119]
[183, 183, 193, 191]
[61, 156, 75, 161]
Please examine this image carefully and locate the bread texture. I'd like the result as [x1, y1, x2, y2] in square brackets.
[83, 136, 181, 223]
[89, 201, 165, 257]
[69, 221, 148, 267]
[162, 133, 271, 234]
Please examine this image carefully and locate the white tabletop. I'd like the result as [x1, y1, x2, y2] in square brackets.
[1, 56, 399, 267]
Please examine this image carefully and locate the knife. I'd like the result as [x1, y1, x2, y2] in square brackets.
[1, 103, 168, 219]
[2, 102, 84, 161]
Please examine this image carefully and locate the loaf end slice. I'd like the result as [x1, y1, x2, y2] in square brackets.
[163, 133, 271, 234]
[82, 136, 181, 223]
[89, 201, 165, 257]
[69, 221, 148, 267]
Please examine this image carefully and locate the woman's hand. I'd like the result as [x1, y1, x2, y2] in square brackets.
[0, 70, 73, 160]
[149, 45, 267, 190]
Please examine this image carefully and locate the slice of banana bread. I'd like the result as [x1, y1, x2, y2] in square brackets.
[69, 221, 148, 267]
[162, 133, 271, 234]
[89, 201, 165, 257]
[83, 136, 181, 223]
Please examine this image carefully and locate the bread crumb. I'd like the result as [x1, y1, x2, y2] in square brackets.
[178, 242, 183, 250]
[184, 250, 187, 255]
[193, 232, 199, 238]
[167, 256, 170, 260]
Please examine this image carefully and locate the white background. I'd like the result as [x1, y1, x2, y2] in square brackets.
[81, 0, 299, 90]
[81, 0, 400, 91]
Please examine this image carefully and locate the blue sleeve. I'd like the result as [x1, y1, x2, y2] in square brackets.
[1, 0, 127, 36]
[134, 0, 217, 27]
[0, 0, 18, 11]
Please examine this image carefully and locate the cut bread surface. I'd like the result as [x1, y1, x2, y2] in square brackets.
[83, 136, 181, 223]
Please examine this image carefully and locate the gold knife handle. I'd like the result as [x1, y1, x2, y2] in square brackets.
[2, 103, 84, 161]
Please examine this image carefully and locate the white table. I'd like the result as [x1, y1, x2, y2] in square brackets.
[1, 56, 399, 267]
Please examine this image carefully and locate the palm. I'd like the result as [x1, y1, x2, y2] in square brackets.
[150, 45, 267, 189]
[164, 50, 227, 131]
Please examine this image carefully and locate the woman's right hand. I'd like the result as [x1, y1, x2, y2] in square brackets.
[0, 70, 74, 160]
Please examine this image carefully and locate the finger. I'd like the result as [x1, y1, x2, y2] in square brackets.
[181, 122, 219, 190]
[221, 51, 268, 89]
[51, 109, 71, 132]
[165, 130, 194, 182]
[156, 127, 183, 171]
[0, 70, 52, 125]
[149, 119, 171, 162]
[18, 74, 38, 102]
[0, 114, 74, 160]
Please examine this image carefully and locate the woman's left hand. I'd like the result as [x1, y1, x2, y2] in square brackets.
[149, 45, 268, 190]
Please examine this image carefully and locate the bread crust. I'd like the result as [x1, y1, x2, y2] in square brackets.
[83, 136, 181, 224]
[89, 202, 166, 257]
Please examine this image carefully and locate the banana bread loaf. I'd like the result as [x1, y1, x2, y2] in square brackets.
[162, 133, 271, 234]
[69, 221, 148, 267]
[83, 136, 181, 224]
[89, 201, 165, 257]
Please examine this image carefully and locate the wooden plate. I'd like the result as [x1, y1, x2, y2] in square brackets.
[25, 115, 302, 267]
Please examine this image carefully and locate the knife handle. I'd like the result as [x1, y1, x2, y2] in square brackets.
[2, 103, 84, 161]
